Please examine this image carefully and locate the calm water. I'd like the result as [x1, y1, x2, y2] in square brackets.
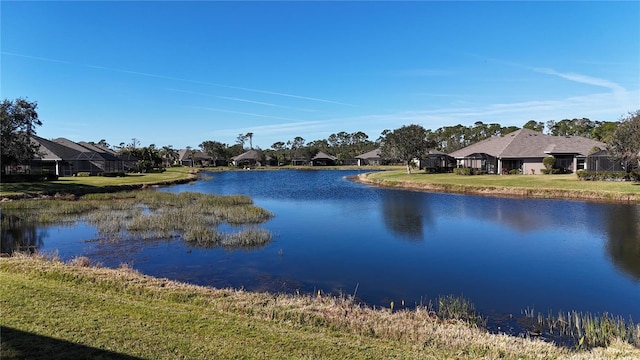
[3, 170, 639, 325]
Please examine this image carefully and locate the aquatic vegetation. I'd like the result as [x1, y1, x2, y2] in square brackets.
[523, 308, 639, 348]
[1, 190, 274, 250]
[436, 294, 485, 327]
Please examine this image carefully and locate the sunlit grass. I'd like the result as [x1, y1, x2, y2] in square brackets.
[2, 256, 639, 359]
[362, 171, 640, 202]
[0, 167, 197, 196]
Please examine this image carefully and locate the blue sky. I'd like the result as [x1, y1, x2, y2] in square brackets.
[2, 1, 638, 150]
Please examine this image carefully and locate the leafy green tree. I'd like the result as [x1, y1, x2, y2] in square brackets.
[608, 110, 640, 174]
[1, 98, 42, 167]
[523, 120, 544, 132]
[236, 133, 247, 149]
[380, 124, 429, 174]
[269, 141, 287, 164]
[199, 141, 228, 162]
[120, 144, 163, 172]
[547, 118, 595, 137]
[287, 136, 306, 160]
[590, 121, 618, 142]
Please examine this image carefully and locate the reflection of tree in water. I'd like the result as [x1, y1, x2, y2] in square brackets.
[381, 190, 431, 241]
[0, 215, 46, 254]
[606, 205, 640, 281]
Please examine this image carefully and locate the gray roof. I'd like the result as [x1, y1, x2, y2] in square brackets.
[52, 138, 105, 161]
[312, 151, 337, 161]
[356, 148, 381, 159]
[178, 149, 212, 161]
[448, 129, 606, 159]
[232, 149, 261, 161]
[77, 142, 120, 161]
[31, 136, 90, 161]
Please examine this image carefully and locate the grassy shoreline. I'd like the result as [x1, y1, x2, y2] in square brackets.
[0, 167, 199, 199]
[2, 256, 639, 359]
[357, 171, 640, 203]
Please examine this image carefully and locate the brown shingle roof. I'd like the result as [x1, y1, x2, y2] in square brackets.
[356, 148, 381, 159]
[448, 129, 605, 159]
[312, 151, 337, 161]
[232, 150, 261, 161]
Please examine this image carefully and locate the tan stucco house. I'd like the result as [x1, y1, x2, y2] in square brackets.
[448, 129, 606, 174]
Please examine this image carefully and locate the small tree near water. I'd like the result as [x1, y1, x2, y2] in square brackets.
[380, 124, 429, 174]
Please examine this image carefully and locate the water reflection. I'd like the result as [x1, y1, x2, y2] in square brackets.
[606, 205, 640, 281]
[1, 220, 45, 254]
[381, 190, 431, 241]
[2, 170, 639, 325]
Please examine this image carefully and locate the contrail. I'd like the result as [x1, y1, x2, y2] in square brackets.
[189, 105, 306, 122]
[3, 51, 358, 107]
[166, 88, 317, 112]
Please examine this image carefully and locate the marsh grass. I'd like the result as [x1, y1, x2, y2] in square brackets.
[437, 294, 486, 327]
[1, 190, 273, 250]
[523, 308, 640, 348]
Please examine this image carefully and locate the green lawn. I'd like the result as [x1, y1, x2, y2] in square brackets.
[0, 167, 197, 197]
[364, 171, 640, 202]
[3, 256, 638, 359]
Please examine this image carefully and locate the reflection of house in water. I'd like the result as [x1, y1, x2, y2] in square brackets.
[0, 219, 45, 255]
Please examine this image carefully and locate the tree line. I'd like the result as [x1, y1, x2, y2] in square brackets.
[2, 97, 638, 175]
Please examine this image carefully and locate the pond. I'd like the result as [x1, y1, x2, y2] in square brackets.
[3, 169, 639, 331]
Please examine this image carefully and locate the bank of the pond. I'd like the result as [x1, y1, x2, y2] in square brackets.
[2, 256, 639, 360]
[0, 167, 199, 200]
[356, 172, 640, 203]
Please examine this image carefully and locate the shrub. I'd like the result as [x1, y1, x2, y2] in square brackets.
[473, 169, 487, 175]
[453, 167, 471, 176]
[101, 171, 126, 177]
[543, 156, 556, 171]
[76, 172, 91, 177]
[540, 168, 561, 175]
[508, 169, 521, 175]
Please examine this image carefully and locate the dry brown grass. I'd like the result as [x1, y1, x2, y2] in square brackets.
[2, 255, 639, 359]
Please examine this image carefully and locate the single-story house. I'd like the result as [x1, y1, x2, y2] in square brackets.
[231, 150, 263, 167]
[311, 151, 337, 166]
[353, 148, 383, 166]
[6, 136, 128, 176]
[448, 129, 606, 174]
[178, 149, 216, 167]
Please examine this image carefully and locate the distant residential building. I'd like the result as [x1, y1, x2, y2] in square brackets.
[448, 129, 607, 174]
[3, 136, 132, 176]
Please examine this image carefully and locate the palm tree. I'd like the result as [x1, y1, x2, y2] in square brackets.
[245, 132, 254, 150]
[160, 145, 178, 168]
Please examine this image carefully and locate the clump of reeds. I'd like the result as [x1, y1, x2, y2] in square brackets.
[436, 294, 486, 327]
[1, 190, 274, 250]
[523, 307, 639, 348]
[546, 311, 639, 348]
